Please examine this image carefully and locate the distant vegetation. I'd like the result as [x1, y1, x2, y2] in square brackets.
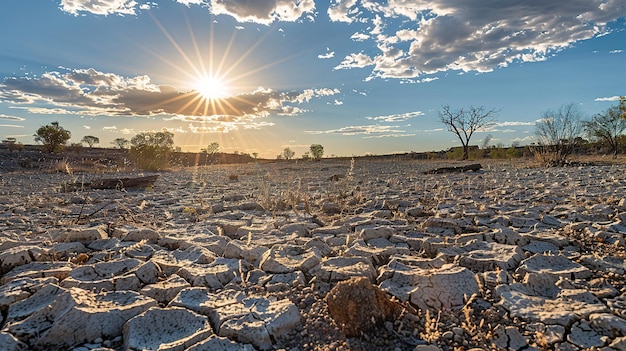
[34, 121, 71, 153]
[2, 96, 626, 171]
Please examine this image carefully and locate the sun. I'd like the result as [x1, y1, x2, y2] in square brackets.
[194, 75, 228, 100]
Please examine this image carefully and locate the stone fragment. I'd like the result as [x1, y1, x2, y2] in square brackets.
[139, 274, 190, 304]
[310, 257, 377, 283]
[492, 227, 529, 246]
[169, 287, 245, 316]
[135, 260, 163, 284]
[567, 320, 608, 349]
[7, 285, 156, 349]
[60, 258, 142, 291]
[589, 313, 626, 338]
[496, 285, 609, 326]
[0, 277, 58, 310]
[258, 244, 321, 274]
[516, 254, 591, 280]
[439, 240, 524, 272]
[0, 332, 27, 351]
[177, 258, 247, 289]
[326, 276, 401, 337]
[0, 262, 73, 285]
[223, 239, 269, 265]
[0, 246, 48, 275]
[522, 240, 559, 255]
[408, 265, 479, 311]
[217, 297, 300, 350]
[492, 324, 527, 350]
[53, 226, 109, 244]
[122, 228, 161, 243]
[358, 226, 395, 241]
[579, 255, 625, 275]
[123, 307, 213, 351]
[421, 217, 462, 235]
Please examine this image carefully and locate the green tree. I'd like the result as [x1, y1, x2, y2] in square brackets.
[202, 142, 220, 155]
[111, 138, 130, 149]
[439, 105, 498, 160]
[282, 147, 295, 160]
[310, 144, 324, 160]
[130, 131, 175, 170]
[584, 105, 626, 156]
[34, 121, 71, 153]
[81, 135, 100, 148]
[201, 142, 220, 164]
[533, 103, 585, 166]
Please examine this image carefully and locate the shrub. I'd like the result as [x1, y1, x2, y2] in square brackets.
[129, 131, 175, 171]
[34, 121, 71, 153]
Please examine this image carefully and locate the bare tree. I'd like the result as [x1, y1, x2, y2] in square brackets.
[584, 105, 626, 156]
[439, 105, 498, 160]
[533, 103, 585, 166]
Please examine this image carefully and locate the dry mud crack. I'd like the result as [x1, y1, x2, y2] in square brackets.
[1, 159, 626, 350]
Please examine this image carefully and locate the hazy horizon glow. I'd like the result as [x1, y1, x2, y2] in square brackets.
[0, 1, 625, 158]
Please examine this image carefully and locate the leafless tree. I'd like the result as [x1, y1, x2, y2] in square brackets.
[438, 105, 498, 160]
[584, 105, 626, 156]
[533, 103, 585, 166]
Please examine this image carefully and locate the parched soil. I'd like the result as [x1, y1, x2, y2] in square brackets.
[2, 155, 626, 350]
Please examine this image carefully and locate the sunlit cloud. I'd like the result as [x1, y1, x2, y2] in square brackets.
[366, 111, 424, 122]
[0, 68, 340, 124]
[318, 51, 335, 59]
[305, 124, 406, 136]
[0, 114, 25, 121]
[210, 0, 316, 25]
[609, 49, 624, 54]
[328, 0, 626, 79]
[60, 0, 139, 16]
[595, 96, 622, 102]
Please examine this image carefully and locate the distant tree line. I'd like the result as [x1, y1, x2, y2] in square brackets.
[439, 96, 626, 166]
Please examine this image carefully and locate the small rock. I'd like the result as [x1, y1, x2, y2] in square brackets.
[326, 276, 401, 337]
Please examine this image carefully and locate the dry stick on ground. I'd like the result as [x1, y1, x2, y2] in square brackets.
[76, 199, 138, 223]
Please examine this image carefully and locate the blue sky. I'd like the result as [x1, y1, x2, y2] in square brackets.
[0, 0, 625, 158]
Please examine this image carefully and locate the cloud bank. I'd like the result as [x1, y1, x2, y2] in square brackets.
[58, 1, 626, 81]
[331, 0, 626, 79]
[0, 68, 339, 128]
[59, 0, 316, 24]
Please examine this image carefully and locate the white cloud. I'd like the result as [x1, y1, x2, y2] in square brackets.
[328, 0, 358, 23]
[366, 111, 424, 122]
[350, 32, 370, 41]
[60, 0, 139, 16]
[318, 51, 335, 59]
[0, 114, 25, 121]
[83, 125, 91, 130]
[329, 0, 626, 79]
[210, 0, 316, 25]
[305, 124, 406, 136]
[609, 49, 624, 53]
[334, 52, 374, 70]
[103, 126, 118, 131]
[595, 96, 622, 101]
